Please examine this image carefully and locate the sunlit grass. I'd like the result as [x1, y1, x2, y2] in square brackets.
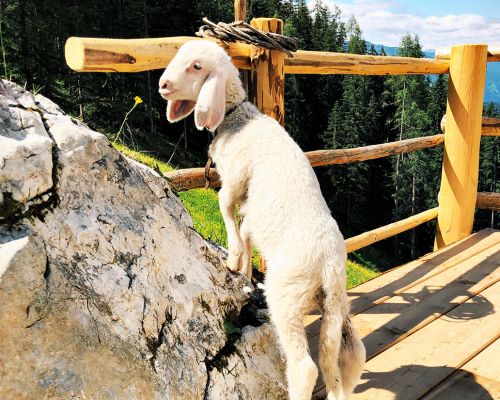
[112, 142, 173, 174]
[178, 188, 228, 247]
[347, 260, 378, 288]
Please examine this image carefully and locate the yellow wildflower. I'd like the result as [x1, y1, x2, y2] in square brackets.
[134, 96, 143, 104]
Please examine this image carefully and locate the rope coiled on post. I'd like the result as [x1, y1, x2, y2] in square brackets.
[196, 17, 299, 57]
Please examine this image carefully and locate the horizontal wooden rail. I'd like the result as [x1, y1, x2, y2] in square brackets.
[164, 134, 444, 191]
[65, 36, 252, 72]
[65, 36, 450, 75]
[345, 208, 439, 253]
[165, 168, 221, 191]
[436, 46, 500, 62]
[441, 115, 500, 137]
[286, 50, 449, 75]
[476, 192, 500, 211]
[307, 134, 444, 167]
[481, 117, 500, 137]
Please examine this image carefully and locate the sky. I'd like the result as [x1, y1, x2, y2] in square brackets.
[316, 0, 500, 50]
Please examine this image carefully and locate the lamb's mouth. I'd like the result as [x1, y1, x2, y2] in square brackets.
[159, 88, 177, 99]
[167, 99, 196, 121]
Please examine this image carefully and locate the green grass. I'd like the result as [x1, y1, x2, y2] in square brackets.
[346, 260, 379, 289]
[178, 189, 228, 246]
[114, 142, 379, 287]
[113, 142, 174, 174]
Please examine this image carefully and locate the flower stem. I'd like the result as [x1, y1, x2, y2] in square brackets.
[113, 102, 138, 143]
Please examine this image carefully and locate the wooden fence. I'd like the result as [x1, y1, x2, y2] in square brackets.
[64, 8, 500, 257]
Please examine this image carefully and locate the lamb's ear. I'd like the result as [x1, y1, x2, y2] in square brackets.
[195, 69, 227, 132]
[167, 99, 196, 123]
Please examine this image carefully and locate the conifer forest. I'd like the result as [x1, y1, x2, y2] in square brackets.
[1, 0, 498, 269]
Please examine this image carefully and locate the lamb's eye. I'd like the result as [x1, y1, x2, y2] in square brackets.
[193, 63, 202, 71]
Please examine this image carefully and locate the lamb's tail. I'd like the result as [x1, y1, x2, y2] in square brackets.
[319, 262, 365, 400]
[338, 316, 366, 398]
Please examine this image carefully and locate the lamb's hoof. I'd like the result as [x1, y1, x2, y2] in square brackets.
[226, 253, 241, 272]
[242, 286, 252, 294]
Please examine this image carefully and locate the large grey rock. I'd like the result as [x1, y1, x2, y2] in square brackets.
[0, 80, 286, 399]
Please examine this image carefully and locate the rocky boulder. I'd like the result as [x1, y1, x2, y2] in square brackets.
[0, 79, 287, 399]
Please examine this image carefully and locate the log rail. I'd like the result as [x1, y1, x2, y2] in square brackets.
[165, 134, 446, 191]
[65, 36, 450, 75]
[64, 15, 499, 256]
[345, 208, 439, 253]
[481, 117, 500, 136]
[436, 46, 500, 62]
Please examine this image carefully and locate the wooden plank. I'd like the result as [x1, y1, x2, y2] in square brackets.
[65, 36, 253, 72]
[310, 241, 499, 391]
[310, 231, 499, 397]
[436, 45, 500, 62]
[353, 243, 499, 359]
[309, 229, 498, 345]
[422, 339, 500, 400]
[477, 192, 500, 211]
[165, 135, 445, 192]
[307, 229, 499, 341]
[347, 229, 499, 316]
[285, 50, 450, 75]
[345, 208, 438, 253]
[350, 282, 500, 400]
[303, 314, 321, 328]
[435, 45, 488, 249]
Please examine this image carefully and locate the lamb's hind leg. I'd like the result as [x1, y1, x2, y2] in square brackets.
[218, 186, 244, 272]
[266, 272, 318, 400]
[239, 217, 253, 280]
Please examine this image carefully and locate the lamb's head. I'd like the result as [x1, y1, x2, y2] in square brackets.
[159, 40, 245, 132]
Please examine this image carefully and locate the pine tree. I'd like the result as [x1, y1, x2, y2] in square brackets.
[428, 75, 448, 133]
[346, 16, 366, 54]
[285, 0, 345, 150]
[320, 17, 383, 237]
[383, 33, 437, 260]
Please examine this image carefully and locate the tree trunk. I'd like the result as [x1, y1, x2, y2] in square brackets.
[78, 78, 83, 120]
[394, 79, 406, 258]
[411, 169, 416, 259]
[19, 0, 31, 86]
[143, 0, 154, 136]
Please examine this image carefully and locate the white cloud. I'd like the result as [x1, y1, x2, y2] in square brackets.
[321, 0, 500, 49]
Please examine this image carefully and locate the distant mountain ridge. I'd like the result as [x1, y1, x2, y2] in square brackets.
[367, 42, 499, 104]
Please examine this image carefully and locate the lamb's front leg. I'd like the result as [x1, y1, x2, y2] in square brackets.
[218, 186, 244, 273]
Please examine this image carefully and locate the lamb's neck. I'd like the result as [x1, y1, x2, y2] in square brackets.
[225, 76, 246, 111]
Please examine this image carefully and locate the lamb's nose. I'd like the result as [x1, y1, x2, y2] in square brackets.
[159, 78, 172, 90]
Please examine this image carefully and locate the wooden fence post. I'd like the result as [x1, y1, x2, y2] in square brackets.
[250, 18, 285, 126]
[234, 0, 246, 21]
[249, 18, 285, 272]
[434, 44, 488, 249]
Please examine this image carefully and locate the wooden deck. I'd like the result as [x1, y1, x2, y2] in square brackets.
[306, 228, 500, 399]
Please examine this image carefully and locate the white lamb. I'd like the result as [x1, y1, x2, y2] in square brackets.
[159, 40, 365, 400]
